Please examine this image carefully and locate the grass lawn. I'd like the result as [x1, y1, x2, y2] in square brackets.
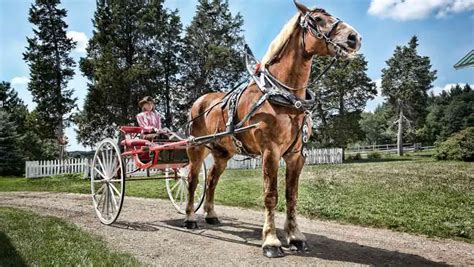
[0, 207, 141, 266]
[1, 153, 472, 242]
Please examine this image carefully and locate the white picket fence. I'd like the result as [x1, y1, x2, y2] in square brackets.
[25, 158, 91, 179]
[223, 148, 343, 169]
[24, 148, 342, 178]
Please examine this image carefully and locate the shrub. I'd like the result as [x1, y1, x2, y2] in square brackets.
[345, 153, 361, 161]
[434, 127, 474, 161]
[367, 151, 382, 159]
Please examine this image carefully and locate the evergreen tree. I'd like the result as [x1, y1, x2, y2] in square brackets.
[381, 36, 437, 155]
[76, 1, 158, 147]
[177, 0, 246, 125]
[23, 0, 77, 159]
[0, 81, 58, 161]
[310, 54, 376, 149]
[0, 82, 29, 134]
[161, 10, 183, 128]
[0, 111, 24, 176]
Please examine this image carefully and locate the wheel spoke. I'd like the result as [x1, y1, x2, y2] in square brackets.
[109, 186, 118, 212]
[95, 184, 106, 208]
[101, 187, 107, 214]
[96, 156, 107, 178]
[174, 181, 182, 201]
[109, 182, 122, 198]
[96, 192, 104, 209]
[94, 184, 106, 196]
[93, 167, 107, 180]
[105, 186, 110, 217]
[107, 148, 114, 174]
[180, 181, 185, 209]
[170, 180, 180, 192]
[112, 164, 120, 178]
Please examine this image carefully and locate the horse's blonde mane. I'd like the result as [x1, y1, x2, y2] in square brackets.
[261, 13, 300, 66]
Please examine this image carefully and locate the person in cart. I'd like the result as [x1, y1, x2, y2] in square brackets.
[136, 96, 165, 141]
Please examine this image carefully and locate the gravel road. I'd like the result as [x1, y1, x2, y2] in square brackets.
[0, 191, 472, 266]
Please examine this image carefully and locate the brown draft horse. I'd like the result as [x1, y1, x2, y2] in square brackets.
[185, 1, 361, 258]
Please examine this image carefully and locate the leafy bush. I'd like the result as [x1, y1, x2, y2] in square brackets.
[346, 153, 362, 161]
[434, 127, 474, 161]
[367, 151, 382, 159]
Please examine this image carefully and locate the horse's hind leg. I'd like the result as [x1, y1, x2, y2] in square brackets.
[283, 152, 309, 252]
[183, 145, 208, 229]
[204, 148, 232, 224]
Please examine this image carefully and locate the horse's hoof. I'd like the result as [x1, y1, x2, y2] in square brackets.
[262, 246, 285, 258]
[205, 217, 220, 225]
[289, 240, 310, 253]
[183, 220, 198, 229]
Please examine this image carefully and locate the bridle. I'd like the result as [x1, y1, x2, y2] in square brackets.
[265, 9, 350, 92]
[299, 10, 348, 59]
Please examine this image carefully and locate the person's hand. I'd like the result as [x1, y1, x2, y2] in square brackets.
[153, 127, 162, 133]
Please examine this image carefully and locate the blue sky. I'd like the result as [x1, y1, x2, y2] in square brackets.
[1, 0, 473, 151]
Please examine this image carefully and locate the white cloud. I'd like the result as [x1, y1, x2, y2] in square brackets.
[368, 0, 474, 21]
[430, 83, 473, 95]
[66, 31, 88, 53]
[10, 76, 29, 85]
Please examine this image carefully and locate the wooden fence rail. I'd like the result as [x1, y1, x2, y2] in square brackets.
[25, 148, 343, 178]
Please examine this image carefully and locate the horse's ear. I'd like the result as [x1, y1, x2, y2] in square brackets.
[294, 0, 310, 14]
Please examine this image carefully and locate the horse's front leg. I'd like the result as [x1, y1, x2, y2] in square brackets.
[183, 145, 207, 229]
[261, 146, 284, 258]
[283, 152, 309, 253]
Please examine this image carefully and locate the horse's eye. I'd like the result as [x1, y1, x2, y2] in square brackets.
[315, 17, 323, 23]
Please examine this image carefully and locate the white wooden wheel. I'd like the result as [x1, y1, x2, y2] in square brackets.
[91, 138, 125, 225]
[165, 162, 207, 214]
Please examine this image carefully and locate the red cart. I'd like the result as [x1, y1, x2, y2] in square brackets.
[90, 126, 207, 225]
[90, 122, 259, 225]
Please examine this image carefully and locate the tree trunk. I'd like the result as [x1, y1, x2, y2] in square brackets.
[165, 68, 171, 128]
[397, 108, 404, 156]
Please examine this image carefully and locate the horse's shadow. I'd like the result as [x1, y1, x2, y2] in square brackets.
[113, 216, 449, 266]
[0, 231, 27, 267]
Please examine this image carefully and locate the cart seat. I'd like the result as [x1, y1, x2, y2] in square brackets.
[121, 139, 150, 147]
[120, 126, 143, 134]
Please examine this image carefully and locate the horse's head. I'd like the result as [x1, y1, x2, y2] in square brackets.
[294, 0, 361, 59]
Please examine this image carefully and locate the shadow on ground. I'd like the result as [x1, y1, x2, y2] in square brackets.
[114, 217, 448, 266]
[0, 231, 27, 267]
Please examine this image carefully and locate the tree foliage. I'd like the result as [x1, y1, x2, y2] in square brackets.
[0, 82, 59, 168]
[23, 0, 77, 141]
[434, 127, 474, 162]
[359, 104, 393, 145]
[381, 36, 437, 128]
[175, 0, 246, 124]
[0, 111, 24, 176]
[310, 54, 376, 147]
[419, 84, 473, 144]
[76, 0, 173, 147]
[381, 36, 436, 154]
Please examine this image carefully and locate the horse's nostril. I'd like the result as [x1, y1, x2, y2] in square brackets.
[347, 33, 357, 49]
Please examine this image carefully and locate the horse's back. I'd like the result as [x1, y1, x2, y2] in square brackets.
[189, 92, 226, 136]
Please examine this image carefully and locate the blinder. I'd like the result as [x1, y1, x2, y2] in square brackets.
[299, 11, 346, 58]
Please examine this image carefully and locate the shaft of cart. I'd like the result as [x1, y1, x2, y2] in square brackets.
[188, 122, 260, 146]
